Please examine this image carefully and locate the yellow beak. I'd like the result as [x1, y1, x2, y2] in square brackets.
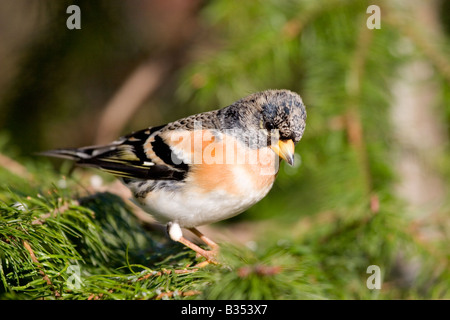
[271, 139, 295, 166]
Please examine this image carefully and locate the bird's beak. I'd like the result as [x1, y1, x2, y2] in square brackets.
[271, 139, 295, 166]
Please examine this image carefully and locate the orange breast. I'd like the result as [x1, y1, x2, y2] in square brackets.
[166, 130, 278, 195]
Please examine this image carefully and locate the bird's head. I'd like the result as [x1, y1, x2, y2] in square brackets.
[220, 89, 307, 166]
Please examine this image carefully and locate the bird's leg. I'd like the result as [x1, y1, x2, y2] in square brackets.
[167, 222, 218, 264]
[188, 227, 220, 267]
[178, 237, 218, 265]
[188, 227, 219, 253]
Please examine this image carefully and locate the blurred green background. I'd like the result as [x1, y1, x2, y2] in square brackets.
[0, 0, 449, 299]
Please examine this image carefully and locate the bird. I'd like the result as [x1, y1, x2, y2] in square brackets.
[42, 89, 307, 263]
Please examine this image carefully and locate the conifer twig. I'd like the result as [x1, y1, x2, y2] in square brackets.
[32, 199, 80, 225]
[87, 290, 114, 300]
[318, 209, 378, 245]
[153, 290, 201, 300]
[22, 240, 61, 298]
[137, 268, 199, 281]
[85, 269, 200, 300]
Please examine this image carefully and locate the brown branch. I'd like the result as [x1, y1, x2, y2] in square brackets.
[94, 59, 170, 144]
[23, 240, 61, 298]
[87, 289, 115, 301]
[153, 290, 201, 300]
[345, 17, 374, 197]
[93, 1, 204, 145]
[0, 153, 32, 180]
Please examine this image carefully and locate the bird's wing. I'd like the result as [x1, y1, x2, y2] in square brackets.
[41, 125, 189, 181]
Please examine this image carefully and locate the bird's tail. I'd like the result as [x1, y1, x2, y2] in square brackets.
[38, 143, 121, 166]
[38, 148, 93, 161]
[39, 141, 157, 179]
[39, 128, 185, 180]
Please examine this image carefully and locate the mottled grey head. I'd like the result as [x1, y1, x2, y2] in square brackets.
[218, 89, 307, 165]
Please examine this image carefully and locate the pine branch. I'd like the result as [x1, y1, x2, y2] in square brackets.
[22, 240, 61, 298]
[153, 290, 201, 300]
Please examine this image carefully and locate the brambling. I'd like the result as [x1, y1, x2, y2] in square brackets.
[43, 89, 307, 263]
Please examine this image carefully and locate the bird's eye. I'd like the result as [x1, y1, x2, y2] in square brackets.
[264, 121, 274, 130]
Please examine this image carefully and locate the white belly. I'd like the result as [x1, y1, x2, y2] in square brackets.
[136, 182, 273, 228]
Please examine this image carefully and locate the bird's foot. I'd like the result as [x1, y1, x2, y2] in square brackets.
[167, 222, 220, 265]
[178, 236, 219, 265]
[194, 247, 219, 266]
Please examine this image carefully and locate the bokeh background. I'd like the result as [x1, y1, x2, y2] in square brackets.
[0, 0, 449, 299]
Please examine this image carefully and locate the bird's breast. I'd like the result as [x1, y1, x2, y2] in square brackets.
[134, 131, 279, 227]
[185, 132, 278, 196]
